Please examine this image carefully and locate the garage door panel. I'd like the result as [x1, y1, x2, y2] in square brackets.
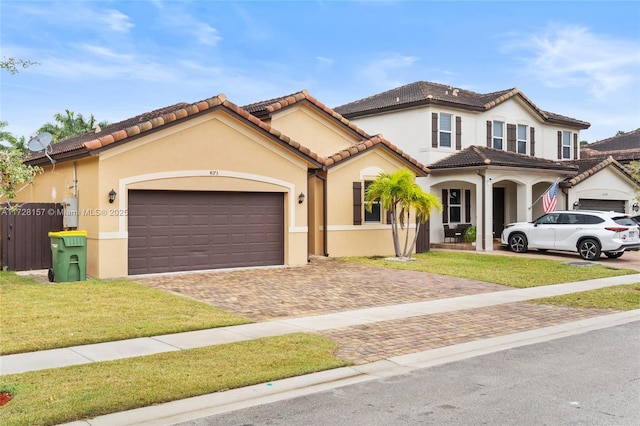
[128, 190, 284, 274]
[578, 199, 624, 213]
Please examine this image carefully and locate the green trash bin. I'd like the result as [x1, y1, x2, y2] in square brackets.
[48, 231, 87, 282]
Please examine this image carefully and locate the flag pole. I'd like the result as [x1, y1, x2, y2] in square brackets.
[528, 177, 561, 210]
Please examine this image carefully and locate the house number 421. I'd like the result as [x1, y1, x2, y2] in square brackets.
[209, 170, 219, 176]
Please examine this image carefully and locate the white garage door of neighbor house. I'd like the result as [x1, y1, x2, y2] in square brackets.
[128, 190, 284, 275]
[578, 198, 625, 213]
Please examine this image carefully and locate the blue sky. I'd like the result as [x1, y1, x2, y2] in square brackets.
[2, 1, 639, 144]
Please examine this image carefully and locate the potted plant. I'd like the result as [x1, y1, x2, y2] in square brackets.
[463, 225, 477, 244]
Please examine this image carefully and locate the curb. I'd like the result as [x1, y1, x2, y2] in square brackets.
[63, 310, 640, 426]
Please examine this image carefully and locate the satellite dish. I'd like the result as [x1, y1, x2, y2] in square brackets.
[27, 132, 56, 164]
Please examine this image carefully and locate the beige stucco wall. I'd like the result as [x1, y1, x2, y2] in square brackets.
[269, 105, 361, 157]
[323, 149, 418, 257]
[15, 110, 312, 278]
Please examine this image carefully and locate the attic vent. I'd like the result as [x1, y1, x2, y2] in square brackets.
[452, 89, 459, 97]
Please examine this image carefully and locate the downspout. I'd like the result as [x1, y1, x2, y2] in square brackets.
[477, 170, 486, 250]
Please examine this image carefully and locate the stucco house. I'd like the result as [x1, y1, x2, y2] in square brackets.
[335, 81, 639, 251]
[14, 91, 429, 278]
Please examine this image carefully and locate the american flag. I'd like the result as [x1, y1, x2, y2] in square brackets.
[542, 182, 558, 213]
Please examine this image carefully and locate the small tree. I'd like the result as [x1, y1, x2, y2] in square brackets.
[365, 168, 442, 259]
[0, 148, 42, 205]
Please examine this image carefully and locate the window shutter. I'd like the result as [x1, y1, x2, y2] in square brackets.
[353, 182, 362, 225]
[557, 131, 562, 159]
[431, 113, 438, 148]
[486, 121, 492, 147]
[530, 127, 535, 156]
[442, 189, 449, 223]
[573, 133, 578, 159]
[455, 116, 462, 150]
[507, 124, 516, 152]
[464, 189, 471, 223]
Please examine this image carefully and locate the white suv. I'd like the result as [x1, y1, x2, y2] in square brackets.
[501, 210, 640, 260]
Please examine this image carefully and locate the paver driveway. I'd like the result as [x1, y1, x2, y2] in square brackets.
[136, 257, 620, 365]
[136, 258, 509, 321]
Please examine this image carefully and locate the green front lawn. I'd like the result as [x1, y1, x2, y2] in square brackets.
[0, 272, 251, 355]
[343, 251, 635, 288]
[0, 333, 349, 426]
[529, 284, 640, 311]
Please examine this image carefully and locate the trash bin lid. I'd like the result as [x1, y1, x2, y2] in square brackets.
[48, 230, 88, 237]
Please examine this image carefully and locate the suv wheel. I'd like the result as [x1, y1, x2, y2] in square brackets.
[508, 233, 528, 253]
[578, 239, 601, 260]
[604, 252, 623, 259]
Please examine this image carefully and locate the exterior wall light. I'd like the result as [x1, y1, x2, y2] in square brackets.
[108, 189, 117, 204]
[633, 202, 639, 213]
[573, 201, 580, 210]
[298, 192, 305, 204]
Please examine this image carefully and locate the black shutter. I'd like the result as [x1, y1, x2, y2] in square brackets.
[530, 127, 535, 156]
[557, 131, 562, 159]
[573, 133, 578, 159]
[455, 116, 462, 150]
[432, 113, 438, 148]
[353, 182, 362, 225]
[507, 124, 516, 152]
[465, 189, 471, 223]
[442, 189, 449, 223]
[486, 121, 492, 147]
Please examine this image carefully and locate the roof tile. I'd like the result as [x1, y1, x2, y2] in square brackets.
[429, 145, 578, 172]
[334, 81, 588, 128]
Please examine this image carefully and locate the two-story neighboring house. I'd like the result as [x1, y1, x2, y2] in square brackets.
[335, 81, 638, 251]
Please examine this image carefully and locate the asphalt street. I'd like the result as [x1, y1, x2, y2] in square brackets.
[176, 321, 640, 426]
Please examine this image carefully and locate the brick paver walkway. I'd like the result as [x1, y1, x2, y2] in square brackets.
[320, 303, 614, 364]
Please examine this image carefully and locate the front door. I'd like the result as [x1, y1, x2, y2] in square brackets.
[492, 187, 505, 238]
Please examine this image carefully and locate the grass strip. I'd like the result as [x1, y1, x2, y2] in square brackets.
[528, 283, 640, 310]
[0, 272, 251, 355]
[343, 251, 635, 288]
[0, 333, 349, 426]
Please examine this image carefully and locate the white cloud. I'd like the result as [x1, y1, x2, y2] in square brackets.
[358, 53, 419, 89]
[194, 23, 222, 46]
[97, 9, 134, 33]
[77, 44, 134, 62]
[503, 24, 640, 99]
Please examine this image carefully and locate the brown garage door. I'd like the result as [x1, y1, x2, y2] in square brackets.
[578, 198, 625, 213]
[128, 190, 284, 275]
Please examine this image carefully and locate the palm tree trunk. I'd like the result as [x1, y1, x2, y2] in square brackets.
[391, 204, 401, 257]
[401, 211, 411, 257]
[406, 216, 422, 256]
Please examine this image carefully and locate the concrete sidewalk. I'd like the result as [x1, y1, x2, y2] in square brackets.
[3, 273, 639, 375]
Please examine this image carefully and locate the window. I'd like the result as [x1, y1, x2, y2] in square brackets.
[562, 131, 572, 159]
[439, 113, 452, 148]
[493, 121, 504, 149]
[517, 124, 527, 154]
[449, 189, 462, 223]
[536, 213, 560, 225]
[364, 180, 381, 223]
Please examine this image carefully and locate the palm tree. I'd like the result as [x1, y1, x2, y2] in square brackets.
[38, 110, 109, 143]
[365, 168, 442, 258]
[0, 121, 27, 151]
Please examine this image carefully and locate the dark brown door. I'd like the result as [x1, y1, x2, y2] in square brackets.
[492, 187, 505, 238]
[128, 190, 284, 275]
